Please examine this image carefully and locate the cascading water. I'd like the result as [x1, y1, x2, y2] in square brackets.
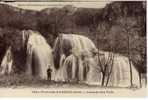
[52, 34, 100, 83]
[0, 46, 13, 75]
[22, 30, 54, 79]
[53, 34, 140, 87]
[98, 51, 140, 87]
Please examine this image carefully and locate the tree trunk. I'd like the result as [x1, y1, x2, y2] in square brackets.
[101, 72, 105, 86]
[129, 57, 133, 86]
[139, 72, 142, 88]
[127, 31, 133, 87]
[106, 53, 114, 87]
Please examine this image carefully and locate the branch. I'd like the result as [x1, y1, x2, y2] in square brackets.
[106, 53, 115, 86]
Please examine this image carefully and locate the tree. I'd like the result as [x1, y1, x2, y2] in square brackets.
[96, 21, 115, 86]
[117, 17, 142, 87]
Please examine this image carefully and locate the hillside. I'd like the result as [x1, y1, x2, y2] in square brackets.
[0, 1, 146, 73]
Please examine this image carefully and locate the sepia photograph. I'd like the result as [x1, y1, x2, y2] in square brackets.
[0, 0, 147, 97]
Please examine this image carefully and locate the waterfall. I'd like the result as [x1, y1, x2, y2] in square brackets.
[0, 46, 13, 75]
[52, 34, 140, 87]
[53, 34, 99, 82]
[99, 51, 140, 87]
[22, 30, 53, 79]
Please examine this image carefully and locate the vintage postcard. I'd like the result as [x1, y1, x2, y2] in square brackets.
[0, 0, 147, 97]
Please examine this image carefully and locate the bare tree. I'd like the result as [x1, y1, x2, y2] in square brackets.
[105, 51, 115, 86]
[97, 49, 115, 86]
[118, 17, 140, 87]
[96, 22, 115, 87]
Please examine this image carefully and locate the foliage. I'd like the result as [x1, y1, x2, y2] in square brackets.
[0, 1, 146, 74]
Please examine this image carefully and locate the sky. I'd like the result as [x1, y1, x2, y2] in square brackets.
[1, 1, 111, 11]
[1, 0, 145, 11]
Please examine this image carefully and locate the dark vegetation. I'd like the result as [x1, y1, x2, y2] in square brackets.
[0, 1, 146, 79]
